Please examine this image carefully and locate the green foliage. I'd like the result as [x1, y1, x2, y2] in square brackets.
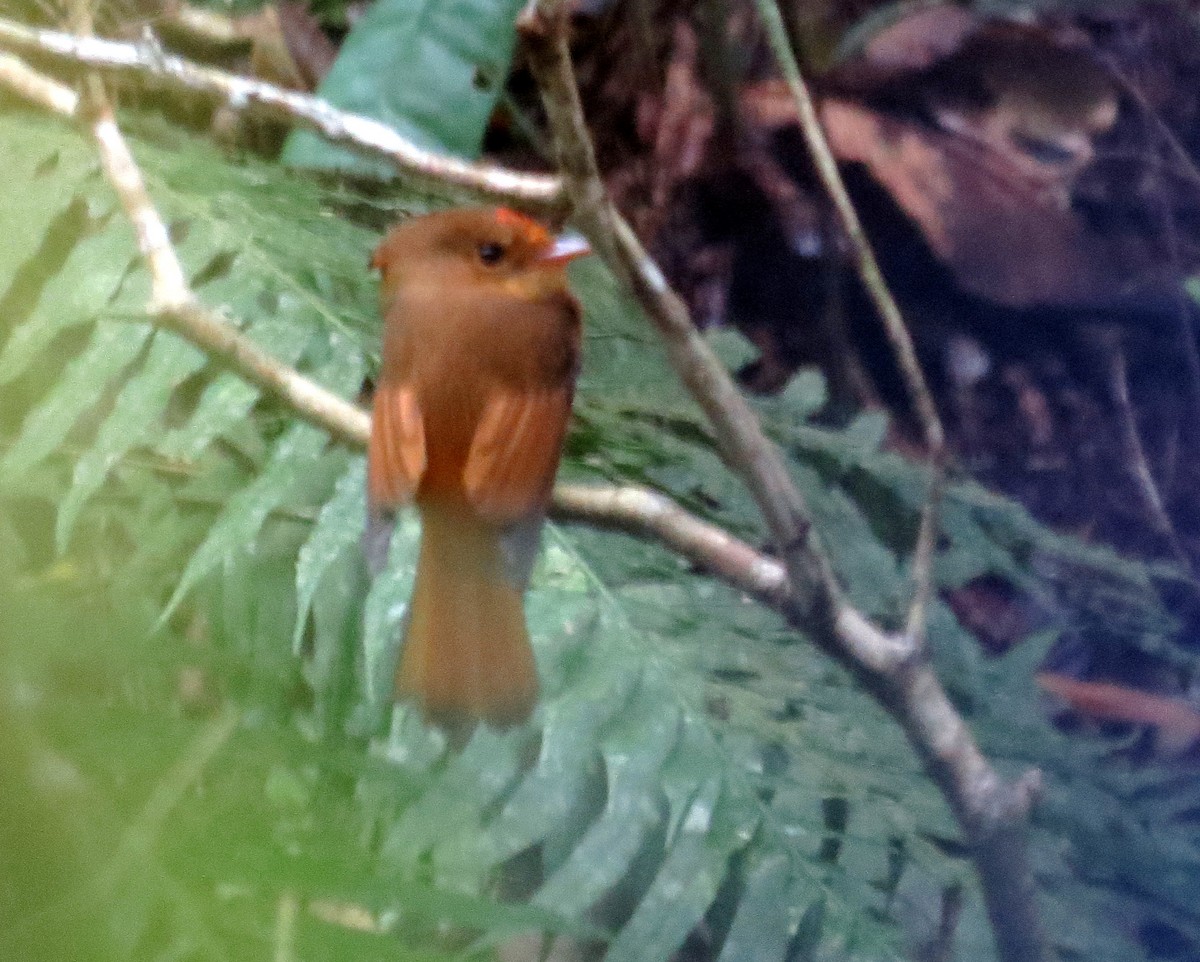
[1, 99, 1197, 962]
[281, 0, 528, 174]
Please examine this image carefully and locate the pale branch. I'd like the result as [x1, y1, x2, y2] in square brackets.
[751, 0, 942, 454]
[750, 0, 949, 646]
[905, 462, 947, 644]
[81, 90, 374, 447]
[518, 0, 849, 642]
[1102, 329, 1194, 575]
[0, 16, 565, 213]
[0, 50, 78, 113]
[553, 483, 790, 608]
[518, 6, 1048, 962]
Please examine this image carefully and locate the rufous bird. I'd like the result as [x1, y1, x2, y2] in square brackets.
[366, 207, 590, 731]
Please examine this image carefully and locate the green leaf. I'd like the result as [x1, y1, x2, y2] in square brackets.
[534, 686, 681, 918]
[162, 422, 330, 619]
[157, 317, 311, 461]
[606, 779, 751, 962]
[361, 515, 421, 707]
[0, 203, 135, 387]
[293, 458, 367, 652]
[717, 853, 798, 962]
[381, 727, 526, 882]
[282, 0, 528, 174]
[56, 332, 208, 550]
[1, 320, 152, 480]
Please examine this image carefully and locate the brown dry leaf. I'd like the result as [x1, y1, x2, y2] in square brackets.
[274, 2, 338, 91]
[246, 6, 308, 91]
[157, 1, 331, 92]
[837, 4, 978, 78]
[944, 575, 1040, 656]
[820, 97, 1113, 307]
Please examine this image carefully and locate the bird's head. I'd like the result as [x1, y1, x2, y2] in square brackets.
[372, 207, 591, 309]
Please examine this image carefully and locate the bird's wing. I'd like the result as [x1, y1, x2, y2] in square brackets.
[464, 385, 572, 524]
[368, 381, 427, 509]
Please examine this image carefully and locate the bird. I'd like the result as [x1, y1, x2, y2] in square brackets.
[366, 207, 590, 732]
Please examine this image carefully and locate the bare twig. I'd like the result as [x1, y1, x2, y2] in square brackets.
[750, 0, 942, 453]
[554, 483, 791, 607]
[517, 6, 1048, 962]
[518, 0, 848, 643]
[750, 0, 949, 650]
[0, 16, 565, 213]
[1101, 329, 1194, 574]
[1101, 61, 1200, 443]
[905, 462, 947, 643]
[92, 98, 373, 445]
[0, 50, 78, 112]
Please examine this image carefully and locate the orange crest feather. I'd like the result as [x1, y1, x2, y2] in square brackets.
[495, 207, 551, 247]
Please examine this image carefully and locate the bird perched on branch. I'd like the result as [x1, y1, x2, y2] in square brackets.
[366, 207, 589, 732]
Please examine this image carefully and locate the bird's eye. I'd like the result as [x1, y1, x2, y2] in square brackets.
[477, 241, 506, 265]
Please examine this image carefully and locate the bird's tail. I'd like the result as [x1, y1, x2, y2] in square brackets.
[397, 504, 538, 730]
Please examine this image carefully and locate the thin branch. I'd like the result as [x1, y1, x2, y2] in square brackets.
[517, 7, 1048, 962]
[554, 483, 791, 608]
[751, 0, 942, 453]
[905, 457, 947, 643]
[518, 0, 849, 644]
[0, 16, 566, 213]
[0, 49, 78, 113]
[1101, 328, 1194, 575]
[750, 0, 948, 650]
[87, 97, 373, 446]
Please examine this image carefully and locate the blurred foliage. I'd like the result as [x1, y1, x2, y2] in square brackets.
[1, 0, 1199, 958]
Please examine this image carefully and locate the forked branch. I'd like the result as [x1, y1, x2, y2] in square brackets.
[517, 4, 1047, 961]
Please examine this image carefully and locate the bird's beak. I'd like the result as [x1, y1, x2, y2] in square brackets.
[539, 232, 591, 266]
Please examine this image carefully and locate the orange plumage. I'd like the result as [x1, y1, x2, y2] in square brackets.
[366, 207, 588, 730]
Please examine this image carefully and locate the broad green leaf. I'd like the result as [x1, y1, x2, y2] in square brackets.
[534, 686, 681, 918]
[381, 727, 526, 881]
[0, 201, 133, 387]
[360, 514, 421, 707]
[158, 317, 311, 461]
[605, 779, 750, 962]
[717, 853, 799, 962]
[282, 0, 527, 174]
